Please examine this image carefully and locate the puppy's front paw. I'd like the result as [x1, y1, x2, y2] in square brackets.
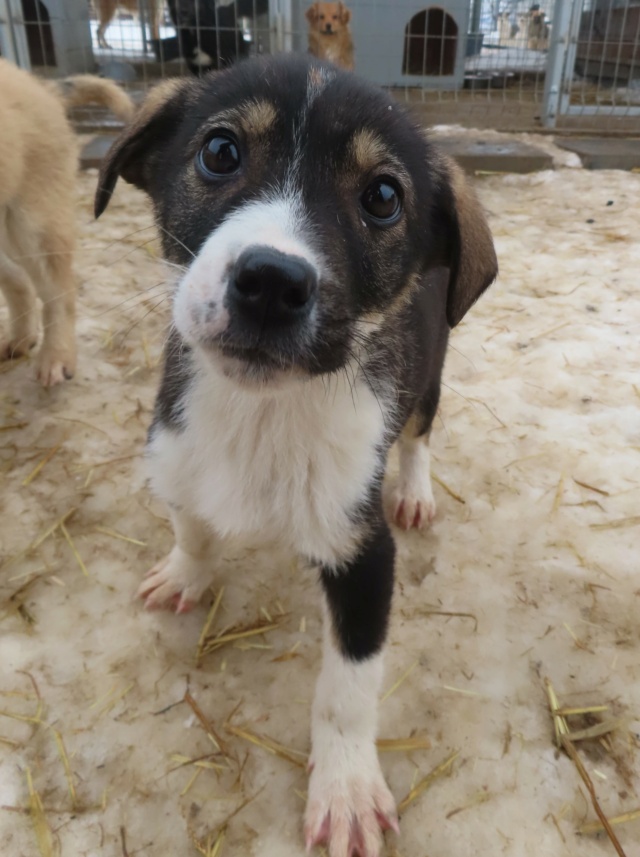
[392, 483, 436, 530]
[35, 344, 76, 387]
[305, 753, 398, 857]
[138, 546, 212, 613]
[0, 336, 37, 362]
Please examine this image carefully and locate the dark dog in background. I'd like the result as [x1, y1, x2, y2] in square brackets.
[167, 0, 268, 75]
[96, 55, 497, 855]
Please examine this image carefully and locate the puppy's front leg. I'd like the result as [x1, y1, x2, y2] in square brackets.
[305, 519, 398, 857]
[138, 507, 216, 613]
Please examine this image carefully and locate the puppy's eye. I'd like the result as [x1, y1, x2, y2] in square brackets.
[361, 179, 402, 223]
[197, 135, 240, 177]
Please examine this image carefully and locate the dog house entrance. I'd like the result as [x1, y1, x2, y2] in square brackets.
[22, 0, 56, 66]
[403, 7, 458, 76]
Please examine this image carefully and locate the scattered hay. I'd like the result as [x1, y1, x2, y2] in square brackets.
[21, 442, 64, 486]
[431, 473, 466, 504]
[446, 790, 492, 819]
[556, 705, 609, 717]
[184, 691, 229, 757]
[424, 610, 478, 632]
[25, 767, 58, 857]
[376, 736, 432, 753]
[590, 516, 640, 531]
[52, 730, 78, 809]
[224, 722, 307, 768]
[566, 718, 625, 743]
[1, 507, 76, 571]
[552, 472, 565, 512]
[90, 682, 135, 717]
[381, 660, 418, 703]
[573, 478, 609, 497]
[398, 749, 459, 814]
[195, 588, 286, 665]
[60, 522, 89, 577]
[579, 808, 640, 836]
[169, 754, 226, 774]
[545, 678, 629, 857]
[93, 526, 147, 546]
[0, 421, 28, 431]
[272, 641, 302, 662]
[563, 623, 593, 654]
[187, 792, 257, 857]
[199, 619, 284, 659]
[442, 685, 483, 698]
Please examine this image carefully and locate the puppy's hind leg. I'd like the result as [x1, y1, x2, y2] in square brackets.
[0, 251, 39, 361]
[36, 238, 77, 386]
[138, 507, 217, 614]
[392, 385, 440, 530]
[97, 0, 117, 49]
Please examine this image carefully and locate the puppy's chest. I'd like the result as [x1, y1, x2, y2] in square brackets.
[149, 371, 388, 564]
[318, 38, 348, 63]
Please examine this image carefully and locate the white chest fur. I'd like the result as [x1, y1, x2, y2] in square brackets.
[148, 361, 389, 565]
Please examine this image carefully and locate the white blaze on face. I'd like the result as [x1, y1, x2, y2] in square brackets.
[172, 194, 322, 348]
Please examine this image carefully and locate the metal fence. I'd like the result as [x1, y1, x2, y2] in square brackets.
[1, 0, 639, 132]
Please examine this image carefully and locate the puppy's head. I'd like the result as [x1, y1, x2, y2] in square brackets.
[306, 2, 351, 36]
[96, 56, 497, 388]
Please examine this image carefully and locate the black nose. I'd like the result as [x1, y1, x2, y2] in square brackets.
[229, 246, 318, 327]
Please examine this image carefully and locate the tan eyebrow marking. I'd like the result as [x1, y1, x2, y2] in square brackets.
[348, 128, 412, 194]
[350, 128, 391, 172]
[240, 99, 278, 136]
[201, 99, 278, 137]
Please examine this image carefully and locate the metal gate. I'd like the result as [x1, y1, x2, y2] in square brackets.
[543, 0, 640, 127]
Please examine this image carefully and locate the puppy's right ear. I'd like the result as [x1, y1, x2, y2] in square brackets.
[95, 79, 193, 219]
[306, 3, 319, 24]
[338, 2, 351, 24]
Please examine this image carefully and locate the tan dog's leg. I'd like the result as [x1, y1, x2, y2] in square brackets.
[0, 251, 39, 360]
[35, 239, 77, 386]
[97, 0, 118, 49]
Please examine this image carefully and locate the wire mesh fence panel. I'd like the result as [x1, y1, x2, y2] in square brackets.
[1, 0, 638, 132]
[544, 0, 640, 130]
[279, 0, 556, 131]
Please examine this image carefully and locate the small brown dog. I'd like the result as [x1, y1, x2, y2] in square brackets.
[0, 60, 133, 386]
[96, 0, 159, 50]
[306, 2, 354, 70]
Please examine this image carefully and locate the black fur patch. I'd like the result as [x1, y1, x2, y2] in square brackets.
[321, 499, 395, 661]
[150, 327, 194, 433]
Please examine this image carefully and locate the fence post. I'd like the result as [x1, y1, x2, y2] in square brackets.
[542, 0, 576, 127]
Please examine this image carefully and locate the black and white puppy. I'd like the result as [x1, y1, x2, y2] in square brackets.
[95, 54, 497, 857]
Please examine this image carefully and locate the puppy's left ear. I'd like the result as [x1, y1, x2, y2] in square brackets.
[434, 154, 498, 328]
[306, 3, 319, 23]
[94, 78, 194, 218]
[338, 2, 351, 23]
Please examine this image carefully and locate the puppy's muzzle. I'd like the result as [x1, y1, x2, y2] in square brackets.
[229, 246, 318, 330]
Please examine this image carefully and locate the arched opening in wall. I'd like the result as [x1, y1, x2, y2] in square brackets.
[403, 8, 458, 76]
[22, 0, 56, 67]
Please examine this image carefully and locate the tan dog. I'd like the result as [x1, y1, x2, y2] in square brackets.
[96, 0, 159, 50]
[0, 60, 133, 386]
[306, 2, 354, 70]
